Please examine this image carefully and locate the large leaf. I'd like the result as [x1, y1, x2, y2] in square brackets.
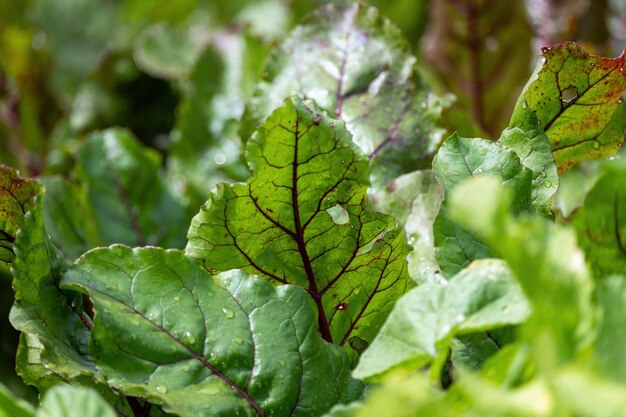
[573, 157, 626, 277]
[62, 246, 362, 417]
[353, 259, 529, 381]
[243, 2, 450, 187]
[36, 385, 117, 417]
[422, 0, 533, 137]
[432, 133, 534, 276]
[512, 42, 626, 173]
[76, 128, 189, 249]
[186, 97, 412, 348]
[0, 165, 41, 263]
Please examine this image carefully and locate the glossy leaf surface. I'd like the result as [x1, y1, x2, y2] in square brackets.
[63, 246, 362, 417]
[243, 2, 449, 187]
[187, 97, 412, 347]
[353, 259, 529, 381]
[514, 42, 626, 172]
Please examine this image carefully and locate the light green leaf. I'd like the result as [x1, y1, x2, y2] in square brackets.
[432, 133, 534, 276]
[62, 246, 362, 417]
[0, 165, 42, 263]
[449, 176, 594, 370]
[513, 42, 626, 173]
[0, 382, 35, 417]
[76, 128, 189, 249]
[37, 386, 117, 417]
[243, 2, 450, 187]
[592, 276, 626, 382]
[573, 157, 626, 277]
[370, 170, 444, 284]
[501, 106, 559, 216]
[187, 97, 412, 348]
[133, 23, 205, 80]
[422, 0, 533, 137]
[552, 160, 602, 218]
[353, 259, 529, 381]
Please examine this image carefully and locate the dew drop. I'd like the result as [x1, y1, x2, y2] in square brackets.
[174, 296, 181, 303]
[329, 122, 335, 128]
[541, 46, 549, 53]
[209, 268, 217, 273]
[234, 336, 244, 345]
[336, 303, 348, 310]
[618, 98, 624, 104]
[155, 385, 168, 394]
[540, 171, 547, 178]
[185, 331, 196, 344]
[354, 288, 361, 295]
[592, 142, 600, 149]
[222, 307, 234, 319]
[544, 181, 552, 188]
[214, 154, 226, 165]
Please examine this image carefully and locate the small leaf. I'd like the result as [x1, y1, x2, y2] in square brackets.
[0, 382, 35, 417]
[76, 128, 189, 248]
[243, 2, 450, 187]
[187, 97, 412, 347]
[369, 170, 444, 284]
[0, 165, 42, 263]
[573, 157, 626, 277]
[353, 259, 529, 381]
[62, 246, 362, 417]
[515, 42, 626, 172]
[432, 133, 533, 276]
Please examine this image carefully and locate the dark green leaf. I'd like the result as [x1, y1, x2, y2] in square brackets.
[353, 259, 529, 381]
[187, 97, 412, 348]
[513, 42, 626, 173]
[76, 128, 189, 249]
[573, 157, 626, 276]
[0, 165, 41, 263]
[62, 246, 362, 417]
[243, 2, 450, 187]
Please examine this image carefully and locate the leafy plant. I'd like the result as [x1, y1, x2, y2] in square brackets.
[1, 1, 626, 417]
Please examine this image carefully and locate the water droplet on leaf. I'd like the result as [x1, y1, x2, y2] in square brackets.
[222, 307, 234, 319]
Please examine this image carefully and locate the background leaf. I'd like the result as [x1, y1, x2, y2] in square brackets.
[243, 2, 450, 187]
[63, 246, 362, 417]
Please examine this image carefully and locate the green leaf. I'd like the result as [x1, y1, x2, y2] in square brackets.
[0, 165, 42, 263]
[0, 382, 35, 417]
[573, 157, 626, 277]
[500, 106, 559, 216]
[451, 333, 500, 372]
[62, 246, 362, 417]
[422, 0, 533, 137]
[449, 176, 594, 370]
[38, 177, 101, 261]
[133, 23, 205, 80]
[187, 97, 413, 348]
[513, 42, 626, 173]
[168, 35, 269, 206]
[36, 385, 117, 417]
[369, 170, 444, 284]
[76, 128, 189, 249]
[243, 2, 450, 187]
[8, 194, 109, 395]
[432, 133, 534, 276]
[552, 160, 602, 218]
[353, 259, 529, 381]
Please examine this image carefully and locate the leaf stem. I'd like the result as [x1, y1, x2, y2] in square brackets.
[291, 118, 333, 343]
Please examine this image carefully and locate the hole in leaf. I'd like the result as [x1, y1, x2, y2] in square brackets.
[561, 86, 578, 104]
[326, 204, 349, 225]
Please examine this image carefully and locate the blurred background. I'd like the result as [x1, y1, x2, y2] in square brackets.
[0, 0, 625, 404]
